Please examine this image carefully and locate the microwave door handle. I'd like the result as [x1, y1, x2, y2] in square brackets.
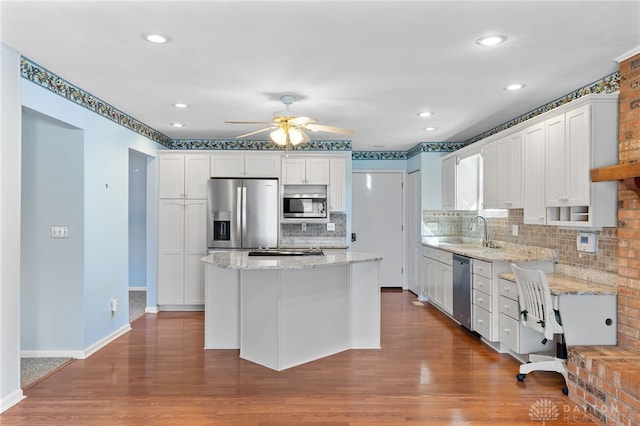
[241, 186, 247, 239]
[236, 186, 242, 240]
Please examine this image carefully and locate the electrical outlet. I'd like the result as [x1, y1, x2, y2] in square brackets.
[327, 222, 335, 231]
[301, 223, 307, 231]
[512, 225, 519, 236]
[51, 226, 69, 238]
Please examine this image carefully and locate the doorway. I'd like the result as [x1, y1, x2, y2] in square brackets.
[128, 149, 148, 321]
[352, 171, 405, 288]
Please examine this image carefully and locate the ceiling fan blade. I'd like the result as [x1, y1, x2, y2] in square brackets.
[290, 116, 317, 126]
[306, 123, 355, 135]
[235, 127, 273, 138]
[226, 120, 274, 125]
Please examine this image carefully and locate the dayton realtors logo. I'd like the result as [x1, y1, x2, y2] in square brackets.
[529, 399, 560, 425]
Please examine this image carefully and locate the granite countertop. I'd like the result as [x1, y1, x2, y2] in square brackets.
[422, 236, 557, 263]
[498, 272, 617, 296]
[202, 250, 382, 270]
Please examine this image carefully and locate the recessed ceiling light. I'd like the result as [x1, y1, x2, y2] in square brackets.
[173, 103, 189, 108]
[417, 112, 433, 118]
[476, 35, 507, 46]
[143, 33, 171, 44]
[504, 83, 526, 91]
[423, 127, 437, 131]
[170, 123, 185, 128]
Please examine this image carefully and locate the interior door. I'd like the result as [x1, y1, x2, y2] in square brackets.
[352, 171, 404, 288]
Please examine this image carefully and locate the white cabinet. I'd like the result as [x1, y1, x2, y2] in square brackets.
[483, 132, 524, 210]
[441, 156, 456, 211]
[497, 132, 524, 209]
[329, 158, 346, 212]
[543, 100, 618, 227]
[158, 199, 207, 306]
[282, 157, 330, 184]
[499, 278, 553, 355]
[159, 153, 210, 199]
[472, 259, 494, 341]
[211, 152, 281, 178]
[157, 151, 209, 309]
[523, 122, 547, 225]
[421, 247, 453, 316]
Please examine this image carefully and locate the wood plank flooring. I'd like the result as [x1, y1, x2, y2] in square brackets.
[1, 291, 594, 425]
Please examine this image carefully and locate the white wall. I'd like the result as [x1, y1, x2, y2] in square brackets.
[21, 109, 84, 353]
[0, 43, 24, 412]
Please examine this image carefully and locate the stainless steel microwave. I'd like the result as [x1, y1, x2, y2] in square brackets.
[282, 194, 327, 219]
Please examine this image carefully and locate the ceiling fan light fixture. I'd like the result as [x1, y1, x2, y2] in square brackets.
[288, 128, 305, 146]
[270, 128, 288, 146]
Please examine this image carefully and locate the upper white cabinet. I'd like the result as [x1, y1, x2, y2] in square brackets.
[282, 157, 330, 184]
[441, 156, 456, 211]
[523, 122, 547, 225]
[543, 99, 618, 227]
[483, 132, 524, 210]
[159, 153, 210, 199]
[329, 158, 346, 212]
[210, 152, 281, 178]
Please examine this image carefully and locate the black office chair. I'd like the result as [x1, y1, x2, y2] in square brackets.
[511, 264, 569, 395]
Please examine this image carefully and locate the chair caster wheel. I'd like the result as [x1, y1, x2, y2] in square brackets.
[562, 386, 569, 395]
[516, 373, 526, 382]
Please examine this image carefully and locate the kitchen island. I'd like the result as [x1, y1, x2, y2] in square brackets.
[202, 250, 382, 371]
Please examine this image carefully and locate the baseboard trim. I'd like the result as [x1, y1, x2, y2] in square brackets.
[128, 287, 147, 291]
[22, 324, 132, 360]
[0, 389, 25, 414]
[20, 349, 84, 358]
[158, 304, 204, 312]
[82, 324, 131, 359]
[145, 306, 159, 314]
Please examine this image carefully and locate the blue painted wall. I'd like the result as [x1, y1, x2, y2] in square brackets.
[21, 79, 164, 352]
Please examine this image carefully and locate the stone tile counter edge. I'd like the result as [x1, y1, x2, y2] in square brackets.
[202, 251, 382, 270]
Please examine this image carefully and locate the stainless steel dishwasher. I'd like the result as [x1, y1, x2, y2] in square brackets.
[452, 254, 472, 330]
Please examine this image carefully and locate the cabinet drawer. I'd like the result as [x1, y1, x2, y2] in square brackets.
[422, 247, 453, 265]
[472, 259, 492, 278]
[473, 274, 492, 295]
[500, 313, 519, 353]
[473, 290, 492, 312]
[473, 306, 492, 339]
[499, 278, 519, 300]
[499, 295, 520, 320]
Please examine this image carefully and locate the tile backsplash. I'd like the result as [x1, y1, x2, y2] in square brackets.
[423, 209, 618, 276]
[280, 213, 347, 248]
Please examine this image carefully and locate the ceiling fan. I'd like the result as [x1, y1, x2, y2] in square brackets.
[225, 95, 355, 147]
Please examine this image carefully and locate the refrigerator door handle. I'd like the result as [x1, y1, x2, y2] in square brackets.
[242, 186, 247, 239]
[236, 186, 242, 240]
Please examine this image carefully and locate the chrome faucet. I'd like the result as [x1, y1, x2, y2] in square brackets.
[468, 215, 489, 247]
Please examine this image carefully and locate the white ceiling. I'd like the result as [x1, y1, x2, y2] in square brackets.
[1, 0, 639, 152]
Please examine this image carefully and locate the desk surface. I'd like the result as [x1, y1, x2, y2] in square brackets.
[498, 272, 617, 296]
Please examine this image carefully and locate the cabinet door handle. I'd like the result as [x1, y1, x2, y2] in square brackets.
[477, 319, 484, 324]
[504, 328, 510, 333]
[478, 297, 484, 303]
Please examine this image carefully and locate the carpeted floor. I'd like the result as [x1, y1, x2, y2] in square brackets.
[21, 290, 147, 388]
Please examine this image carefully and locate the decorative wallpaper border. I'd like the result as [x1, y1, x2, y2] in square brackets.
[20, 56, 619, 159]
[461, 72, 620, 146]
[20, 57, 172, 148]
[170, 139, 351, 151]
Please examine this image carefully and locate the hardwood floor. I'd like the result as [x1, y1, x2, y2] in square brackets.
[1, 291, 593, 425]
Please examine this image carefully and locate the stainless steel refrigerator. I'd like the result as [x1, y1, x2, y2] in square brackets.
[207, 178, 279, 249]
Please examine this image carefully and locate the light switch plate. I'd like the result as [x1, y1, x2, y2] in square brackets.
[51, 226, 69, 238]
[512, 225, 519, 236]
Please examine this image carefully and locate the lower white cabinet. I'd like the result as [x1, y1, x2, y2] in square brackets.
[498, 278, 554, 354]
[421, 247, 453, 316]
[158, 199, 207, 307]
[472, 259, 494, 340]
